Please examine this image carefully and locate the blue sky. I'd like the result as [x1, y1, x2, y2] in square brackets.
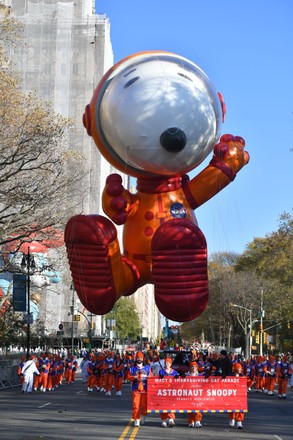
[95, 0, 292, 256]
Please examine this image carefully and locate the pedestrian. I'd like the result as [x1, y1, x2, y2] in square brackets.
[80, 354, 90, 383]
[21, 355, 41, 394]
[211, 350, 232, 378]
[158, 357, 179, 428]
[127, 351, 152, 427]
[150, 353, 162, 376]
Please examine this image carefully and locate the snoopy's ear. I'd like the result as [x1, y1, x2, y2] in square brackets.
[83, 104, 92, 136]
[218, 92, 226, 123]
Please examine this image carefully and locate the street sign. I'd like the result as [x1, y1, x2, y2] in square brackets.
[24, 313, 33, 324]
[12, 274, 27, 312]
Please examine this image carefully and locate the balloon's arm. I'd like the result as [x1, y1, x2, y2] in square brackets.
[102, 173, 138, 225]
[183, 134, 250, 209]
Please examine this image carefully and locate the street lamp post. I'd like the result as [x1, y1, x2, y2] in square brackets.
[21, 247, 36, 360]
[232, 304, 252, 360]
[70, 284, 75, 354]
[259, 287, 264, 357]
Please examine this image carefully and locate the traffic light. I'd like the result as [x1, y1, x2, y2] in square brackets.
[263, 332, 267, 344]
[74, 314, 80, 321]
[91, 322, 95, 330]
[255, 332, 260, 344]
[259, 324, 263, 332]
[251, 330, 255, 337]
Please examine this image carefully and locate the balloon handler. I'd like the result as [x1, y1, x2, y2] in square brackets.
[65, 51, 249, 322]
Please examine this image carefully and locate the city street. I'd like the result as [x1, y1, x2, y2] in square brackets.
[0, 377, 292, 440]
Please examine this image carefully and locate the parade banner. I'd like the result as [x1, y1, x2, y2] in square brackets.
[147, 376, 248, 413]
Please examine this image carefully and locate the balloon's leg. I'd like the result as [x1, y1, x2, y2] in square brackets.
[151, 219, 208, 322]
[64, 215, 139, 315]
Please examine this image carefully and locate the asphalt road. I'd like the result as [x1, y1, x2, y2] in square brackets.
[0, 377, 292, 440]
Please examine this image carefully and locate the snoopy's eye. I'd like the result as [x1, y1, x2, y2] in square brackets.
[124, 77, 139, 88]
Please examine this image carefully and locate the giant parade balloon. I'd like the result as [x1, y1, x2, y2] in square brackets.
[65, 51, 249, 322]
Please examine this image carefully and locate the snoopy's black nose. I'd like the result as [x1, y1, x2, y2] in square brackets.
[160, 127, 187, 152]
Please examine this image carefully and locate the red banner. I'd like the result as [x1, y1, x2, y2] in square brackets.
[147, 376, 247, 412]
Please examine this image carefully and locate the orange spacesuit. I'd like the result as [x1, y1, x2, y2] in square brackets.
[65, 51, 249, 323]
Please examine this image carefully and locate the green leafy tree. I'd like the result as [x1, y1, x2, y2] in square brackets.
[0, 305, 26, 351]
[105, 298, 142, 343]
[236, 211, 293, 321]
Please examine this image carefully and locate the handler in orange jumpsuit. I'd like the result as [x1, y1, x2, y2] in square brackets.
[158, 357, 179, 428]
[113, 353, 125, 396]
[228, 363, 245, 429]
[103, 351, 116, 396]
[87, 354, 97, 392]
[18, 356, 26, 388]
[253, 356, 266, 392]
[127, 351, 152, 427]
[186, 362, 203, 428]
[40, 355, 50, 392]
[276, 356, 292, 398]
[264, 355, 278, 395]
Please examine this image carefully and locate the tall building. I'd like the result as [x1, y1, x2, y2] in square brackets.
[4, 0, 161, 348]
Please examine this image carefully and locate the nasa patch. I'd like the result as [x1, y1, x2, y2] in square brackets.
[170, 203, 186, 218]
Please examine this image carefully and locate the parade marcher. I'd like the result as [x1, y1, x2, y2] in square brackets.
[276, 356, 292, 398]
[39, 354, 50, 392]
[47, 355, 57, 391]
[103, 351, 116, 396]
[229, 363, 245, 429]
[185, 361, 203, 428]
[263, 355, 277, 395]
[113, 353, 124, 396]
[158, 357, 179, 428]
[65, 354, 77, 384]
[127, 351, 152, 427]
[71, 355, 78, 383]
[33, 355, 43, 392]
[21, 355, 41, 394]
[95, 352, 106, 392]
[122, 352, 132, 383]
[55, 356, 65, 387]
[87, 354, 97, 392]
[243, 357, 255, 391]
[253, 356, 266, 392]
[290, 356, 293, 389]
[18, 356, 26, 388]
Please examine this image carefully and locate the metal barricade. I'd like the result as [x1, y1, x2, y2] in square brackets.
[0, 361, 21, 389]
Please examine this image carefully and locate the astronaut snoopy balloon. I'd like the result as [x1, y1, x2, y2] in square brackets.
[65, 51, 249, 322]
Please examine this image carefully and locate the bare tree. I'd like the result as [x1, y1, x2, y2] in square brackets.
[0, 8, 84, 263]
